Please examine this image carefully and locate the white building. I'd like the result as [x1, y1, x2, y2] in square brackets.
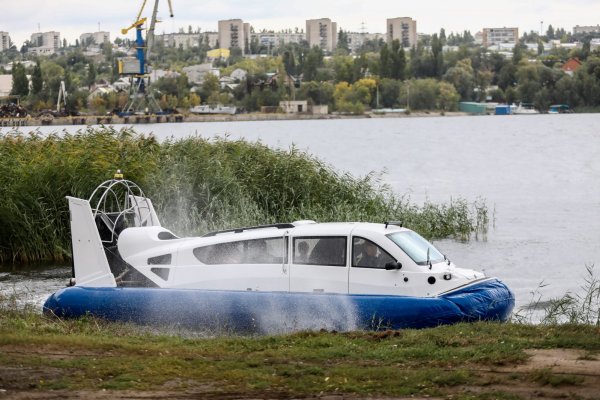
[218, 19, 250, 54]
[1, 32, 11, 51]
[347, 32, 385, 53]
[80, 31, 110, 47]
[386, 17, 417, 48]
[573, 25, 600, 35]
[306, 18, 337, 53]
[29, 31, 61, 54]
[157, 32, 218, 49]
[482, 27, 519, 47]
[0, 74, 12, 96]
[183, 63, 218, 84]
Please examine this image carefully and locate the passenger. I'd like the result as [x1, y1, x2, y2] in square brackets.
[296, 241, 309, 263]
[357, 241, 381, 268]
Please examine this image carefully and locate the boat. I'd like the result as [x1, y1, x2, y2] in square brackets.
[548, 104, 571, 114]
[189, 104, 237, 115]
[43, 175, 515, 332]
[511, 103, 539, 115]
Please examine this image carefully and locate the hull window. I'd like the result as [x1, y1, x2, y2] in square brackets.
[193, 237, 286, 265]
[148, 254, 172, 265]
[352, 237, 395, 269]
[293, 237, 347, 267]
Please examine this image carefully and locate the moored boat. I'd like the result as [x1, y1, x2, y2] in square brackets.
[43, 176, 515, 332]
[190, 104, 237, 115]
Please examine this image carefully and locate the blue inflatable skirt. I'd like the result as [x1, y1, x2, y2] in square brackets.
[43, 278, 514, 333]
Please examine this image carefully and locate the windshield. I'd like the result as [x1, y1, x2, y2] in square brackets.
[387, 231, 444, 265]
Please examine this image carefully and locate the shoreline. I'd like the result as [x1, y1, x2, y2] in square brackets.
[0, 110, 471, 128]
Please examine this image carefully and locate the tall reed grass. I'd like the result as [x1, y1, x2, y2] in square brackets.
[513, 264, 600, 326]
[0, 126, 488, 265]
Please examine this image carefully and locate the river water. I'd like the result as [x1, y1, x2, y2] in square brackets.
[2, 113, 600, 316]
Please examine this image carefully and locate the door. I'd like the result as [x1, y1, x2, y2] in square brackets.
[289, 236, 349, 294]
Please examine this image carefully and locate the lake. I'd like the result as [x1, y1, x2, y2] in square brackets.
[3, 113, 600, 315]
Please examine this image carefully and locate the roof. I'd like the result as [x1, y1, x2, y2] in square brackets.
[562, 58, 582, 73]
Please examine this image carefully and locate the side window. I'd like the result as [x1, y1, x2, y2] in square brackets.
[194, 241, 244, 265]
[293, 237, 347, 267]
[193, 237, 287, 265]
[352, 237, 395, 269]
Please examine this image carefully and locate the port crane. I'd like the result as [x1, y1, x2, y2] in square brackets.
[118, 0, 173, 116]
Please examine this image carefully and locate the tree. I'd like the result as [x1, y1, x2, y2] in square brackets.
[389, 39, 406, 80]
[10, 63, 29, 96]
[546, 25, 555, 40]
[379, 44, 391, 78]
[31, 61, 43, 94]
[332, 55, 354, 83]
[86, 62, 97, 87]
[431, 34, 444, 78]
[443, 58, 475, 100]
[298, 81, 334, 106]
[378, 78, 400, 108]
[303, 46, 323, 81]
[282, 50, 296, 76]
[337, 29, 349, 53]
[437, 81, 459, 110]
[512, 42, 526, 65]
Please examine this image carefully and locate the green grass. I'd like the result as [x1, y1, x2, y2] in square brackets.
[0, 126, 489, 265]
[1, 298, 599, 397]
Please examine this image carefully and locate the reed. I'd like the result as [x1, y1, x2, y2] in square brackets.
[539, 264, 600, 326]
[0, 127, 488, 265]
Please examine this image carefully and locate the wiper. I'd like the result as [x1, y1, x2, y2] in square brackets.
[427, 247, 432, 270]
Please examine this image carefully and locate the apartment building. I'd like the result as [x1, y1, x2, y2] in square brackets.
[218, 19, 250, 54]
[306, 18, 337, 53]
[252, 31, 305, 50]
[80, 31, 110, 47]
[482, 27, 519, 47]
[347, 32, 385, 53]
[573, 25, 600, 35]
[1, 32, 11, 51]
[386, 17, 417, 48]
[29, 31, 61, 54]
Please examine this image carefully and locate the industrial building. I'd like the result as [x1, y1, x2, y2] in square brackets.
[482, 27, 519, 47]
[306, 18, 337, 53]
[386, 17, 417, 48]
[218, 19, 250, 54]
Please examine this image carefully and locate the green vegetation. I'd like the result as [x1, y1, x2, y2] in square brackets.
[1, 289, 599, 398]
[0, 126, 487, 265]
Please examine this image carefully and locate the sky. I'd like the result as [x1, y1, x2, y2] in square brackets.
[2, 0, 599, 47]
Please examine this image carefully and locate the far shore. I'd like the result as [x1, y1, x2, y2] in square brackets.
[1, 110, 473, 128]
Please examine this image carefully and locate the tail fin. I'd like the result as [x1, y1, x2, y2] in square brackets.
[67, 196, 117, 287]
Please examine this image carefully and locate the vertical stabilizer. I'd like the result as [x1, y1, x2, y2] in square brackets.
[67, 196, 117, 287]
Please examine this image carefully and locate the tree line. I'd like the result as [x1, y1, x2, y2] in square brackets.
[3, 27, 600, 115]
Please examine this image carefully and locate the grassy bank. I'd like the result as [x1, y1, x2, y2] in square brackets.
[1, 296, 599, 398]
[0, 126, 488, 265]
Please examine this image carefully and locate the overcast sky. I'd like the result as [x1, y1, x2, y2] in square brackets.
[2, 0, 599, 46]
